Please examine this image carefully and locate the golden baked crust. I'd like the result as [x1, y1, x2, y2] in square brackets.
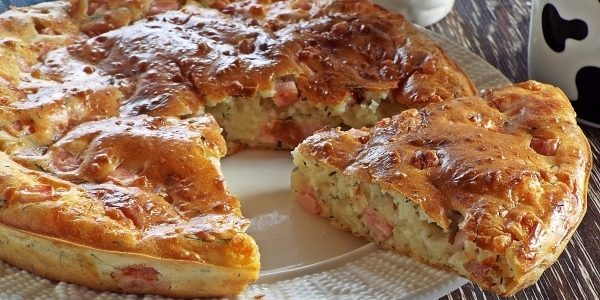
[294, 81, 591, 296]
[0, 0, 476, 296]
[0, 0, 476, 152]
[0, 223, 258, 298]
[0, 115, 260, 297]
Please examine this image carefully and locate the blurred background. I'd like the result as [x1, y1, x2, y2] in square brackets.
[427, 0, 530, 83]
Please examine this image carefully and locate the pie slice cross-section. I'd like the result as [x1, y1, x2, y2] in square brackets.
[291, 81, 592, 296]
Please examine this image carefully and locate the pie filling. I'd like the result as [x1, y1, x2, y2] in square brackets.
[291, 82, 591, 296]
[292, 152, 517, 293]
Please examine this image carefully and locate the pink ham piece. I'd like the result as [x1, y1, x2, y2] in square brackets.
[114, 265, 170, 294]
[50, 149, 81, 172]
[530, 137, 560, 156]
[3, 184, 56, 204]
[273, 81, 299, 108]
[107, 167, 140, 186]
[452, 230, 467, 250]
[298, 183, 321, 214]
[362, 205, 393, 241]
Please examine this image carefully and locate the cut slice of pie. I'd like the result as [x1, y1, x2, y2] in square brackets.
[0, 115, 260, 297]
[291, 81, 591, 296]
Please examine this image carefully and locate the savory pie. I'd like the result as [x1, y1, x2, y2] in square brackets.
[291, 81, 591, 296]
[0, 115, 260, 297]
[0, 0, 477, 297]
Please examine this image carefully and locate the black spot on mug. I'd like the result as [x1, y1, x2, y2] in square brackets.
[541, 4, 588, 52]
[529, 0, 600, 127]
[573, 66, 600, 125]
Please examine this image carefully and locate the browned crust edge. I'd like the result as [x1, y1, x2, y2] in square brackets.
[0, 223, 259, 298]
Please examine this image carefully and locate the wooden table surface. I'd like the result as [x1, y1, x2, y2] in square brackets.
[427, 1, 600, 299]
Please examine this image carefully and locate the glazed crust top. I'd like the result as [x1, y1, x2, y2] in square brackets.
[298, 81, 591, 285]
[1, 0, 475, 132]
[0, 115, 259, 269]
[0, 0, 474, 265]
[0, 0, 263, 270]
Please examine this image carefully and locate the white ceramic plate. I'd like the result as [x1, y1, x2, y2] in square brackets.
[0, 29, 510, 300]
[225, 150, 464, 300]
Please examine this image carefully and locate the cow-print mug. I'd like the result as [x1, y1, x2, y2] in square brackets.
[529, 0, 600, 127]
